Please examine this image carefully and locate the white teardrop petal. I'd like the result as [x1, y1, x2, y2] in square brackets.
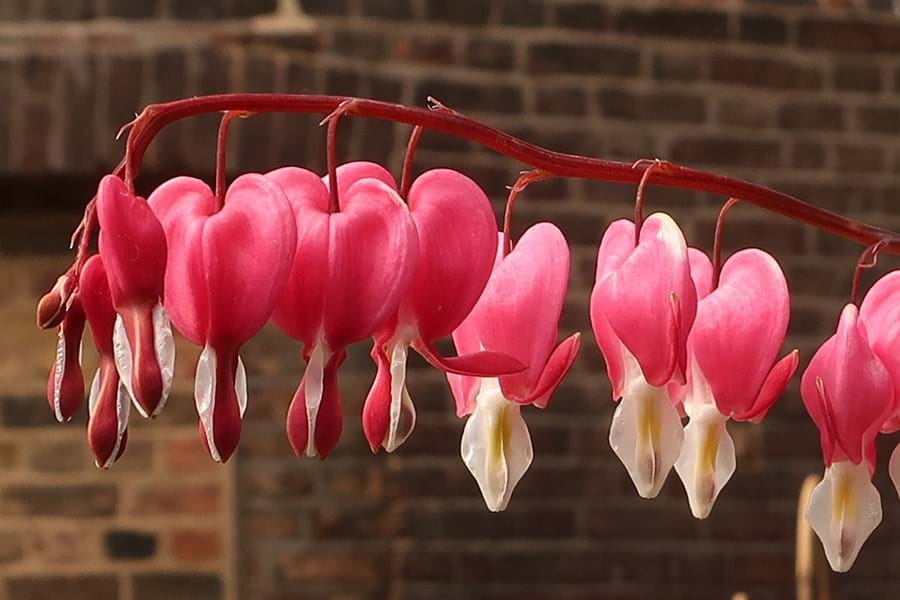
[806, 461, 882, 573]
[461, 379, 533, 512]
[194, 345, 221, 463]
[88, 368, 101, 415]
[609, 377, 684, 499]
[384, 342, 416, 453]
[151, 303, 175, 417]
[51, 326, 66, 422]
[890, 444, 900, 501]
[303, 344, 327, 458]
[674, 404, 735, 519]
[113, 314, 140, 414]
[236, 355, 248, 418]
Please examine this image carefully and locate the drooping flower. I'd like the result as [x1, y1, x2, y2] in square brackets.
[800, 303, 894, 572]
[362, 167, 524, 454]
[148, 174, 297, 463]
[449, 223, 580, 511]
[46, 291, 85, 423]
[856, 271, 900, 499]
[268, 163, 418, 459]
[96, 175, 174, 419]
[673, 249, 798, 518]
[590, 213, 697, 498]
[79, 255, 130, 469]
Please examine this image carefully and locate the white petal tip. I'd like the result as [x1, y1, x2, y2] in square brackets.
[889, 444, 900, 501]
[806, 462, 882, 573]
[674, 406, 735, 520]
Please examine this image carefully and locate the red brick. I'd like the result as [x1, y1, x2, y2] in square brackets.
[670, 136, 782, 168]
[2, 484, 117, 518]
[711, 53, 823, 90]
[132, 483, 221, 515]
[798, 17, 900, 53]
[9, 576, 118, 600]
[528, 42, 640, 76]
[170, 529, 223, 562]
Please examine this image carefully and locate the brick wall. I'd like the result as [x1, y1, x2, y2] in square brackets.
[2, 1, 900, 599]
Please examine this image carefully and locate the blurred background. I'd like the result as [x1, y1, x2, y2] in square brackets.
[2, 0, 900, 598]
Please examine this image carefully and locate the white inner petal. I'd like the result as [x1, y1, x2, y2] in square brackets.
[100, 380, 132, 470]
[236, 355, 248, 418]
[113, 314, 139, 414]
[52, 326, 66, 422]
[806, 461, 882, 573]
[303, 344, 327, 458]
[890, 444, 900, 501]
[674, 403, 735, 519]
[194, 345, 221, 463]
[88, 367, 101, 416]
[609, 351, 684, 499]
[461, 378, 533, 512]
[384, 341, 416, 453]
[151, 303, 176, 417]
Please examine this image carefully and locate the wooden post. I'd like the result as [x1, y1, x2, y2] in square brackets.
[796, 474, 831, 600]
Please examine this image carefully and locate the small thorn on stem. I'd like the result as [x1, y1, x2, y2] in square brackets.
[502, 170, 553, 256]
[426, 96, 457, 115]
[850, 240, 887, 306]
[115, 114, 141, 141]
[712, 198, 740, 290]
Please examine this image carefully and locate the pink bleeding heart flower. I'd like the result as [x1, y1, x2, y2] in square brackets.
[589, 213, 697, 499]
[857, 271, 900, 500]
[673, 249, 798, 519]
[268, 162, 418, 460]
[46, 292, 85, 423]
[148, 174, 297, 463]
[801, 303, 894, 572]
[80, 256, 131, 469]
[448, 223, 580, 511]
[96, 175, 174, 419]
[362, 167, 525, 454]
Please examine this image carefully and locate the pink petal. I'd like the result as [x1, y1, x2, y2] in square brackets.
[690, 249, 792, 420]
[800, 304, 894, 468]
[322, 161, 397, 198]
[402, 169, 498, 341]
[448, 313, 483, 417]
[362, 341, 392, 452]
[743, 350, 799, 423]
[286, 349, 346, 459]
[463, 223, 571, 401]
[47, 295, 85, 422]
[859, 271, 900, 429]
[414, 341, 525, 376]
[519, 332, 582, 409]
[688, 248, 713, 300]
[595, 213, 696, 387]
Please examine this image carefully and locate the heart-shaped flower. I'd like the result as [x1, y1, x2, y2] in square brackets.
[97, 175, 174, 419]
[268, 163, 418, 459]
[673, 249, 797, 518]
[148, 174, 297, 463]
[80, 255, 131, 469]
[362, 167, 524, 454]
[448, 223, 580, 511]
[590, 213, 697, 499]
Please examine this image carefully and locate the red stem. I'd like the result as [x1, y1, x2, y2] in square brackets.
[96, 93, 899, 255]
[215, 111, 246, 210]
[503, 171, 552, 256]
[850, 241, 886, 306]
[326, 115, 340, 213]
[632, 160, 665, 245]
[400, 125, 424, 199]
[712, 198, 740, 290]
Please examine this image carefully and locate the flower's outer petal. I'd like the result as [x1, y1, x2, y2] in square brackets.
[590, 220, 634, 399]
[889, 444, 900, 500]
[806, 461, 882, 573]
[362, 338, 416, 453]
[465, 223, 570, 400]
[448, 317, 483, 417]
[414, 341, 525, 377]
[461, 380, 533, 512]
[322, 160, 397, 198]
[323, 179, 419, 348]
[511, 332, 581, 409]
[800, 304, 893, 468]
[79, 256, 116, 354]
[674, 404, 735, 519]
[47, 295, 85, 422]
[404, 169, 497, 341]
[203, 174, 297, 346]
[688, 248, 713, 300]
[97, 174, 167, 307]
[609, 373, 684, 499]
[147, 177, 216, 345]
[267, 167, 331, 345]
[859, 271, 900, 427]
[691, 250, 792, 420]
[743, 350, 799, 423]
[598, 213, 696, 387]
[286, 346, 346, 459]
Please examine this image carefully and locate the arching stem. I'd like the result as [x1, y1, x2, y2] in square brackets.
[632, 160, 668, 245]
[850, 241, 886, 306]
[400, 126, 424, 199]
[712, 198, 740, 290]
[502, 170, 553, 256]
[320, 100, 357, 213]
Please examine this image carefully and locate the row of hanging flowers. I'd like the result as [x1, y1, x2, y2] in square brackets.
[36, 96, 900, 573]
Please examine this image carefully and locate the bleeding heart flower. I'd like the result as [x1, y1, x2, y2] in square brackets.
[362, 168, 525, 454]
[590, 213, 697, 499]
[448, 223, 580, 511]
[801, 303, 894, 572]
[268, 163, 418, 459]
[673, 249, 798, 519]
[148, 174, 297, 463]
[80, 255, 130, 469]
[46, 292, 85, 423]
[96, 175, 174, 419]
